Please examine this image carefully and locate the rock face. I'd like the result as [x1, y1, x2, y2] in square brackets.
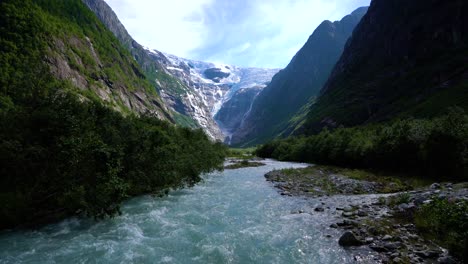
[304, 0, 468, 133]
[160, 54, 280, 141]
[215, 87, 263, 143]
[83, 0, 280, 141]
[204, 68, 231, 82]
[43, 0, 171, 120]
[230, 7, 368, 146]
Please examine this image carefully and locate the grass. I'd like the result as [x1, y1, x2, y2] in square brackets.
[272, 165, 427, 195]
[227, 147, 256, 159]
[224, 160, 266, 170]
[309, 165, 427, 192]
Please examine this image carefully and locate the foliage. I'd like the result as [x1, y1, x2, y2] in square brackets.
[0, 88, 227, 229]
[0, 0, 227, 229]
[388, 193, 411, 207]
[256, 109, 468, 180]
[415, 198, 468, 261]
[224, 160, 265, 170]
[227, 148, 256, 159]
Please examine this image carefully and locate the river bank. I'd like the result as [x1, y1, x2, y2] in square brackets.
[265, 165, 468, 264]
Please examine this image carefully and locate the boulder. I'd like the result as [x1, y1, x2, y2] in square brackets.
[338, 231, 363, 247]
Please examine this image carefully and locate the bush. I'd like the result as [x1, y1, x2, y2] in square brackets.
[256, 108, 468, 180]
[0, 0, 228, 229]
[415, 198, 468, 261]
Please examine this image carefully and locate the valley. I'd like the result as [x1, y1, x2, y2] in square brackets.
[0, 0, 467, 263]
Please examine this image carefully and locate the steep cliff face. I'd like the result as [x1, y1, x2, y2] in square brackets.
[230, 7, 368, 146]
[82, 0, 206, 131]
[304, 0, 468, 133]
[6, 0, 172, 120]
[82, 0, 279, 141]
[214, 87, 263, 143]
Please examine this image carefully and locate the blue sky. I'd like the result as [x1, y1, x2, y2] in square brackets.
[104, 0, 370, 68]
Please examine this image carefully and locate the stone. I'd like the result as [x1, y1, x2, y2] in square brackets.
[315, 205, 325, 212]
[338, 231, 363, 247]
[342, 212, 354, 217]
[383, 242, 401, 250]
[365, 237, 374, 243]
[397, 203, 409, 211]
[430, 183, 441, 189]
[392, 257, 403, 263]
[422, 199, 433, 204]
[368, 227, 377, 235]
[343, 206, 354, 212]
[415, 250, 439, 259]
[330, 223, 338, 228]
[369, 245, 388, 253]
[357, 210, 368, 217]
[382, 235, 393, 241]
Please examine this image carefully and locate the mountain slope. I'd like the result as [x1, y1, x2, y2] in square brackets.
[0, 0, 226, 229]
[304, 0, 468, 133]
[11, 0, 172, 119]
[214, 86, 263, 143]
[83, 0, 279, 141]
[231, 7, 368, 146]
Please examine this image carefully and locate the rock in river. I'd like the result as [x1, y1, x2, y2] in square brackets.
[338, 231, 363, 247]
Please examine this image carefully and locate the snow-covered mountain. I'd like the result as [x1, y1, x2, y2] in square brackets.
[163, 53, 280, 115]
[147, 50, 280, 141]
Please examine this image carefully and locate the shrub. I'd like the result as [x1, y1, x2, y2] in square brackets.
[415, 198, 468, 261]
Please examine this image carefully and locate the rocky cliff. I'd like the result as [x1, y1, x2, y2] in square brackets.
[304, 0, 468, 133]
[83, 0, 279, 141]
[215, 86, 263, 143]
[231, 7, 368, 146]
[20, 0, 171, 120]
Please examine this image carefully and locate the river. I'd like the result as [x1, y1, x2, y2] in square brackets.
[0, 159, 376, 263]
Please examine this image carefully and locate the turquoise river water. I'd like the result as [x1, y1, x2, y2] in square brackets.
[0, 159, 376, 263]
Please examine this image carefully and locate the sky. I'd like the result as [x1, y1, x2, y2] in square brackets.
[104, 0, 371, 68]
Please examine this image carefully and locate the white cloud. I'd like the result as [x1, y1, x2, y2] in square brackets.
[104, 0, 213, 58]
[104, 0, 371, 68]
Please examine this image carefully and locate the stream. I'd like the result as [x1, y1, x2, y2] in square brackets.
[0, 159, 380, 263]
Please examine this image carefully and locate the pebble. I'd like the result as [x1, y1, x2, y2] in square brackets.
[314, 205, 324, 212]
[342, 212, 354, 217]
[369, 245, 388, 253]
[382, 235, 393, 241]
[357, 210, 368, 217]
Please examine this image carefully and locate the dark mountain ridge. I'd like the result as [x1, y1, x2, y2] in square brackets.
[230, 7, 368, 146]
[304, 0, 468, 133]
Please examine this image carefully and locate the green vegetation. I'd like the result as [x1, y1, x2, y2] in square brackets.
[0, 0, 166, 117]
[387, 192, 412, 207]
[227, 148, 256, 159]
[271, 166, 411, 194]
[256, 109, 468, 181]
[415, 198, 468, 261]
[224, 160, 265, 170]
[0, 0, 227, 229]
